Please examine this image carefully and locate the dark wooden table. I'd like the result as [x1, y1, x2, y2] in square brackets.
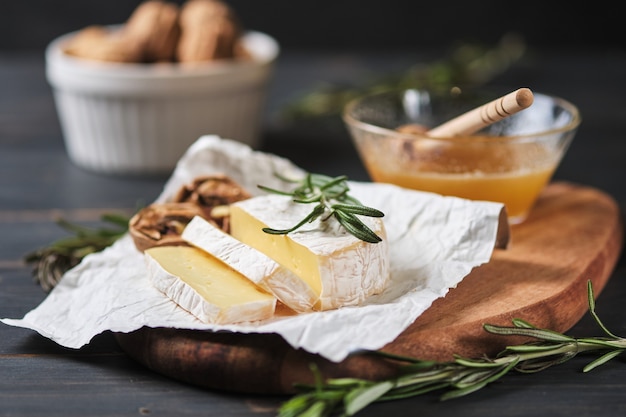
[1, 46, 626, 416]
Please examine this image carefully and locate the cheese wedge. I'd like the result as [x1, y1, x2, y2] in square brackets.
[181, 215, 315, 312]
[229, 194, 390, 311]
[144, 245, 276, 324]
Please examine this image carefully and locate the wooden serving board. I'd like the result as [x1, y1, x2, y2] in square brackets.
[115, 182, 624, 394]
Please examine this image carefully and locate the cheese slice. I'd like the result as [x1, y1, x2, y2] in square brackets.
[144, 245, 276, 324]
[181, 215, 316, 312]
[229, 194, 390, 311]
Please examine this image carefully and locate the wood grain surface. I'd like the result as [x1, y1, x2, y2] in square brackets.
[115, 182, 624, 394]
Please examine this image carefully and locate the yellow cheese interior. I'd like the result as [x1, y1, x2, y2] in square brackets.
[146, 246, 273, 307]
[229, 206, 322, 297]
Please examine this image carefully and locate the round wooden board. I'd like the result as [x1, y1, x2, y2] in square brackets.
[115, 182, 624, 394]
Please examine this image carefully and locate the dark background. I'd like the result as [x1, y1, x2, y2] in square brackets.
[2, 0, 623, 53]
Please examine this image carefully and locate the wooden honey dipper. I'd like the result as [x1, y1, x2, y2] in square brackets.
[426, 88, 534, 137]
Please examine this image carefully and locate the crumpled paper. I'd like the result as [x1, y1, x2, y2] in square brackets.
[2, 135, 506, 363]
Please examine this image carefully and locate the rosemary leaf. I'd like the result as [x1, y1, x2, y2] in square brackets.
[511, 318, 537, 328]
[587, 280, 621, 339]
[503, 343, 570, 353]
[263, 205, 326, 235]
[583, 350, 624, 372]
[326, 379, 367, 387]
[257, 185, 294, 196]
[343, 381, 395, 416]
[101, 212, 134, 228]
[483, 324, 576, 342]
[440, 380, 488, 401]
[299, 400, 328, 417]
[452, 357, 503, 368]
[331, 203, 384, 218]
[514, 351, 577, 373]
[333, 211, 382, 243]
[576, 338, 626, 349]
[381, 381, 450, 400]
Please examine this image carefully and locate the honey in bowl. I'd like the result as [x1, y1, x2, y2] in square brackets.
[344, 89, 581, 224]
[363, 136, 557, 223]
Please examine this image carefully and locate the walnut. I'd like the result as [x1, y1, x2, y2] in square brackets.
[60, 0, 247, 64]
[176, 0, 243, 62]
[129, 175, 251, 252]
[173, 174, 251, 232]
[129, 202, 207, 252]
[122, 0, 181, 63]
[62, 25, 143, 63]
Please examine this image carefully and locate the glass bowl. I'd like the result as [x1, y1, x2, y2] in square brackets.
[343, 88, 581, 224]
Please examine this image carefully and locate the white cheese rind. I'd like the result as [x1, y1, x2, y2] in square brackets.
[181, 216, 316, 312]
[144, 246, 276, 324]
[231, 194, 390, 310]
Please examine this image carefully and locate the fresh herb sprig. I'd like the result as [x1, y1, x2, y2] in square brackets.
[280, 33, 526, 122]
[258, 173, 384, 243]
[279, 281, 625, 417]
[24, 213, 130, 292]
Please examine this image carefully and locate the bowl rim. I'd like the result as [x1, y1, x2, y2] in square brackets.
[342, 88, 582, 143]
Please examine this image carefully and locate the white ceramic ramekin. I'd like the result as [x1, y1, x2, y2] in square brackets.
[46, 29, 279, 175]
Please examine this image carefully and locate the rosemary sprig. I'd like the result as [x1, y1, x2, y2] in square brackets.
[280, 33, 526, 122]
[278, 280, 625, 417]
[258, 173, 384, 244]
[24, 213, 130, 292]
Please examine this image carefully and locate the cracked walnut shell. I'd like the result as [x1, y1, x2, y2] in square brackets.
[129, 202, 207, 252]
[173, 174, 252, 232]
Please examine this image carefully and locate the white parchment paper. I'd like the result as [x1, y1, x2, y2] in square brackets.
[2, 135, 505, 362]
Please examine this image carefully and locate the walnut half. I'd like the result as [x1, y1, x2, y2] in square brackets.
[173, 174, 251, 233]
[129, 202, 207, 252]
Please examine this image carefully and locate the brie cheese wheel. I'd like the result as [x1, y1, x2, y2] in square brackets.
[181, 215, 315, 313]
[229, 194, 390, 311]
[144, 245, 276, 324]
